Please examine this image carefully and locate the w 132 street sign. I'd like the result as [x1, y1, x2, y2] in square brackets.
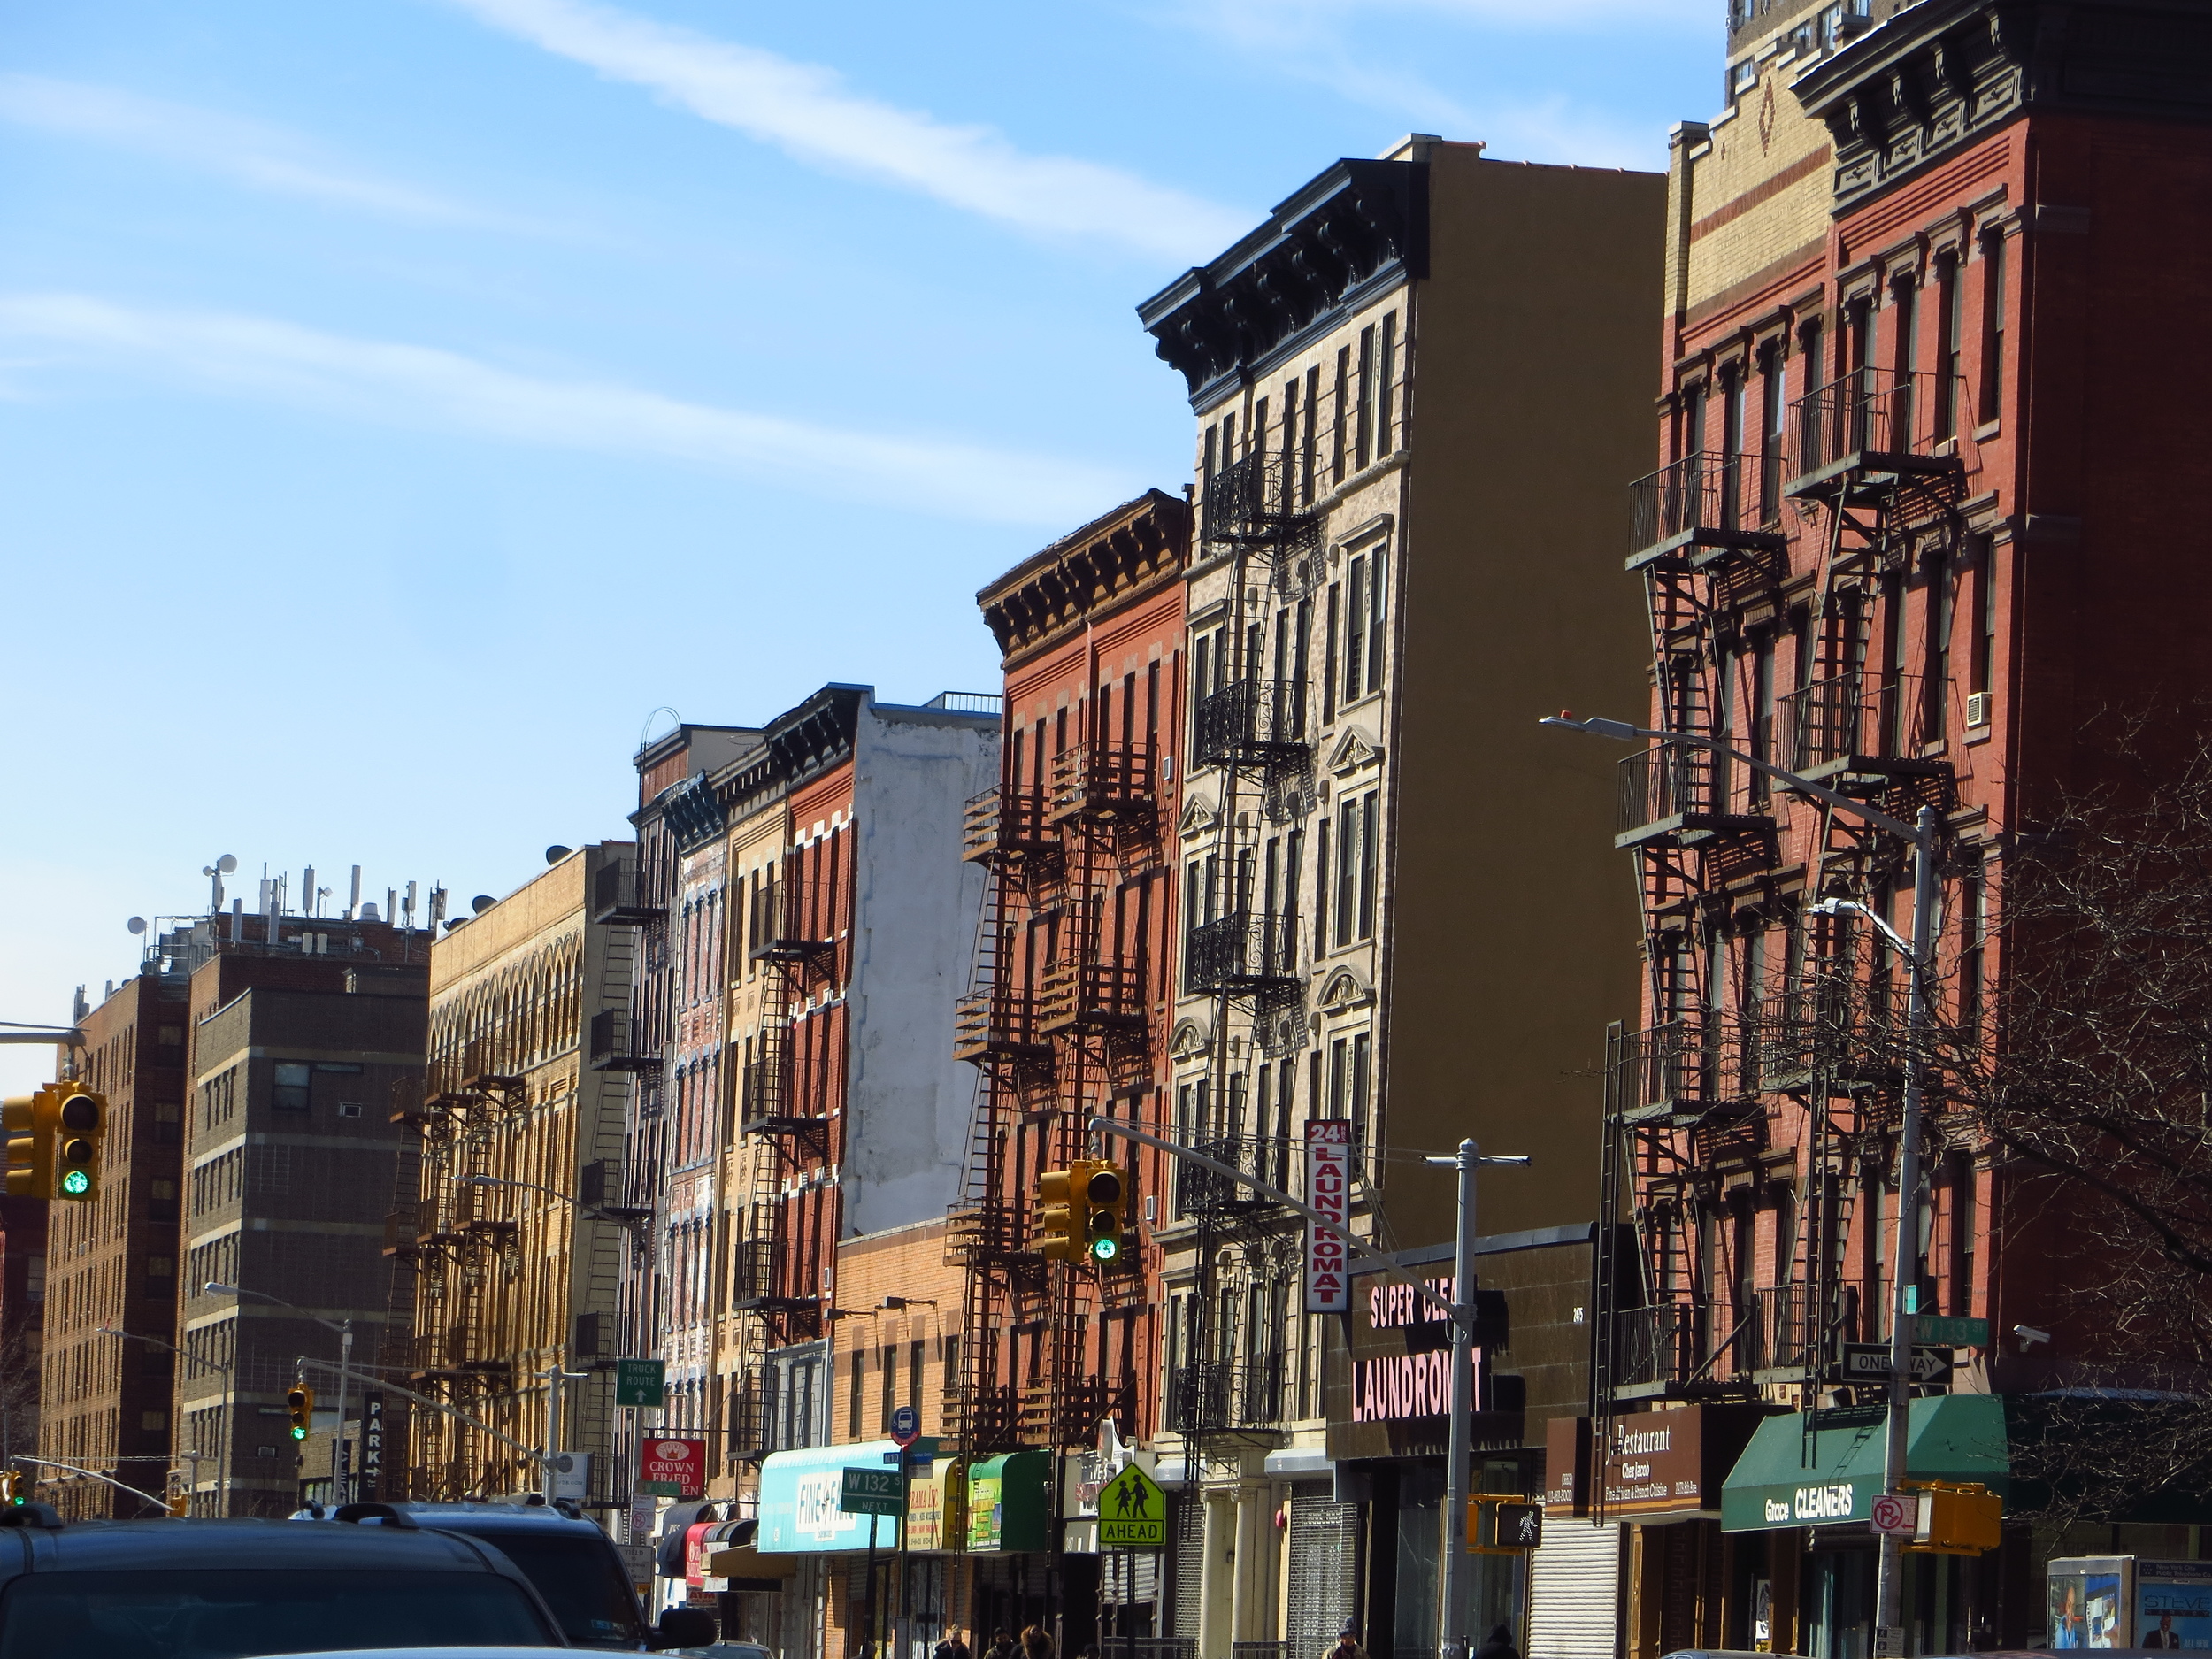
[840, 1467, 904, 1516]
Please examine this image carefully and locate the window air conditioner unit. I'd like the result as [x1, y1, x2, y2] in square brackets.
[1964, 691, 1990, 728]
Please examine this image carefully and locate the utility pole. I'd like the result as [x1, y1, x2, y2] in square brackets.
[541, 1362, 588, 1503]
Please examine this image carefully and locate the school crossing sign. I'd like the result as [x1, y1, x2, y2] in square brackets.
[1096, 1463, 1166, 1549]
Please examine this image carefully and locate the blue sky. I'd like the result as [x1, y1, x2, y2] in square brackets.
[0, 0, 1716, 1087]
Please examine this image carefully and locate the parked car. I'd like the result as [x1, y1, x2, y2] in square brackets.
[292, 1499, 713, 1652]
[677, 1644, 776, 1659]
[0, 1502, 567, 1657]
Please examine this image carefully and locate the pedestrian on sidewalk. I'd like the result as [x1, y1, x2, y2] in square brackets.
[1326, 1619, 1367, 1659]
[1473, 1624, 1519, 1659]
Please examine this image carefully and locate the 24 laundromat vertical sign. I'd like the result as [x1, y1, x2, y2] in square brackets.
[1305, 1118, 1353, 1312]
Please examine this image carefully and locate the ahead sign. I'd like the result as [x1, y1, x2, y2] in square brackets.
[1096, 1463, 1166, 1549]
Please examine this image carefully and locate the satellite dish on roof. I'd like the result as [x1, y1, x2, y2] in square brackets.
[472, 895, 495, 915]
[545, 846, 572, 865]
[127, 917, 147, 935]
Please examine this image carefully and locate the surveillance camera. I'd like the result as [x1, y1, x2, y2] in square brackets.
[2013, 1324, 2052, 1349]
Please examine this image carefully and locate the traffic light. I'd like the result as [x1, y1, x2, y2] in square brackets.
[1033, 1170, 1079, 1262]
[52, 1087, 102, 1202]
[3, 1084, 105, 1202]
[0, 1470, 20, 1506]
[166, 1487, 190, 1518]
[287, 1385, 315, 1441]
[1075, 1160, 1127, 1264]
[1906, 1481, 2001, 1555]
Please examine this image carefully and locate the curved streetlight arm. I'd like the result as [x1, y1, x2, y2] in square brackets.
[12, 1455, 170, 1513]
[1539, 713, 1929, 845]
[96, 1325, 233, 1382]
[203, 1283, 349, 1341]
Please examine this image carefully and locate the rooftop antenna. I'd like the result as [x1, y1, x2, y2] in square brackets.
[641, 706, 680, 750]
[347, 866, 362, 921]
[200, 854, 237, 915]
[404, 881, 418, 931]
[303, 866, 316, 918]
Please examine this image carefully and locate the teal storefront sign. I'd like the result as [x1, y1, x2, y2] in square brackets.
[758, 1440, 905, 1553]
[1719, 1394, 2009, 1532]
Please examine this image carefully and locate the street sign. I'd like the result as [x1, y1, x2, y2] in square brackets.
[1870, 1493, 1917, 1537]
[1096, 1463, 1166, 1548]
[614, 1358, 666, 1409]
[840, 1466, 905, 1516]
[548, 1451, 590, 1502]
[1303, 1119, 1353, 1313]
[1914, 1315, 1991, 1348]
[1837, 1343, 1955, 1386]
[637, 1435, 705, 1499]
[882, 1439, 940, 1463]
[890, 1405, 920, 1446]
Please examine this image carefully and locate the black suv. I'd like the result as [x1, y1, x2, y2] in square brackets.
[0, 1502, 566, 1657]
[292, 1500, 712, 1652]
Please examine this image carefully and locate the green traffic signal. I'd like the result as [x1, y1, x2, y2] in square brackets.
[1089, 1234, 1119, 1263]
[60, 1170, 88, 1196]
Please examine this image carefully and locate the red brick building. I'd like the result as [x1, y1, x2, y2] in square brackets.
[1581, 2, 2212, 1653]
[952, 490, 1188, 1646]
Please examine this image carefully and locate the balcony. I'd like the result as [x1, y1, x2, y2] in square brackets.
[1625, 454, 1788, 572]
[1755, 978, 1909, 1093]
[1781, 671, 1953, 789]
[1163, 1356, 1287, 1434]
[741, 1025, 822, 1136]
[1616, 742, 1770, 849]
[1184, 910, 1298, 996]
[1786, 370, 1965, 503]
[1173, 1135, 1285, 1215]
[591, 862, 664, 927]
[748, 877, 833, 965]
[1745, 1283, 1867, 1375]
[1608, 1303, 1750, 1401]
[1608, 1018, 1757, 1125]
[962, 784, 1056, 864]
[1201, 451, 1322, 558]
[1038, 959, 1146, 1035]
[1193, 680, 1309, 771]
[728, 1370, 773, 1460]
[953, 988, 1051, 1065]
[587, 1008, 659, 1074]
[1049, 739, 1156, 826]
[731, 1238, 818, 1315]
[946, 1201, 1030, 1267]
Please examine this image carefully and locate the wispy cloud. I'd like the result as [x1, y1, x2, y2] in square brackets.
[442, 0, 1248, 261]
[0, 73, 516, 227]
[0, 293, 1131, 526]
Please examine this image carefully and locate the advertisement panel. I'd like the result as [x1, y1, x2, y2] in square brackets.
[637, 1436, 705, 1499]
[757, 1440, 902, 1553]
[2138, 1560, 2212, 1649]
[1304, 1118, 1353, 1313]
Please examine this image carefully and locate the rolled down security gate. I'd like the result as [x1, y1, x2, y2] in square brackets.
[1525, 1519, 1621, 1659]
[1286, 1484, 1361, 1657]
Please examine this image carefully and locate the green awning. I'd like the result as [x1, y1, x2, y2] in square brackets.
[966, 1450, 1053, 1553]
[1720, 1395, 2009, 1532]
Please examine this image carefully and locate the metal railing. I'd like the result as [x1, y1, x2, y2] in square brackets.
[590, 862, 662, 925]
[1202, 451, 1317, 548]
[1627, 453, 1782, 555]
[1617, 742, 1717, 834]
[741, 1024, 795, 1127]
[962, 784, 1052, 863]
[1194, 679, 1309, 769]
[1038, 959, 1146, 1032]
[1747, 1282, 1867, 1372]
[1755, 977, 1911, 1086]
[1172, 1134, 1287, 1214]
[587, 1009, 657, 1073]
[926, 691, 1004, 715]
[952, 988, 1046, 1062]
[748, 876, 833, 962]
[1782, 671, 1947, 770]
[729, 1239, 785, 1306]
[1049, 739, 1156, 824]
[1184, 910, 1298, 995]
[1610, 1303, 1698, 1389]
[1610, 1018, 1733, 1113]
[1163, 1357, 1288, 1432]
[1789, 369, 1960, 481]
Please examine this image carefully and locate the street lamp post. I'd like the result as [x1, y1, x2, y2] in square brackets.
[1543, 712, 1939, 1655]
[98, 1325, 229, 1514]
[205, 1282, 353, 1505]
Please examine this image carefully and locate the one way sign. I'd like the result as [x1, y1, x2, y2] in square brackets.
[1837, 1343, 1954, 1386]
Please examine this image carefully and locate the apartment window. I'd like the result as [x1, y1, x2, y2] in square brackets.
[848, 1349, 864, 1439]
[1758, 345, 1786, 522]
[1253, 397, 1269, 467]
[1356, 791, 1378, 941]
[1301, 365, 1321, 503]
[909, 1340, 925, 1415]
[272, 1062, 311, 1112]
[1935, 251, 1964, 439]
[1323, 584, 1340, 724]
[152, 1102, 180, 1147]
[1750, 634, 1776, 803]
[1721, 364, 1747, 528]
[1202, 424, 1217, 488]
[1978, 231, 2007, 425]
[1960, 854, 1988, 1027]
[145, 1256, 174, 1296]
[1312, 820, 1331, 956]
[1354, 325, 1375, 470]
[1924, 545, 1954, 741]
[1222, 411, 1237, 466]
[1333, 801, 1357, 949]
[1279, 378, 1300, 511]
[1948, 1152, 1978, 1317]
[1331, 346, 1351, 483]
[1377, 312, 1398, 456]
[1970, 538, 1996, 703]
[149, 1179, 177, 1222]
[1344, 556, 1369, 704]
[1326, 1033, 1373, 1152]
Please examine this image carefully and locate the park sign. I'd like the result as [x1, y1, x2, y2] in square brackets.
[1095, 1463, 1166, 1549]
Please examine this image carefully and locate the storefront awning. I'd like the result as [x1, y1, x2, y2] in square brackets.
[1719, 1395, 2009, 1532]
[757, 1440, 908, 1554]
[966, 1450, 1053, 1553]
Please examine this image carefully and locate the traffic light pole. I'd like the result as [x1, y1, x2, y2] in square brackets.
[298, 1357, 553, 1476]
[12, 1455, 171, 1515]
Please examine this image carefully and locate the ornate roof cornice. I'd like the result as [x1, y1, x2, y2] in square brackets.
[1137, 158, 1428, 409]
[978, 490, 1190, 665]
[1794, 0, 2212, 212]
